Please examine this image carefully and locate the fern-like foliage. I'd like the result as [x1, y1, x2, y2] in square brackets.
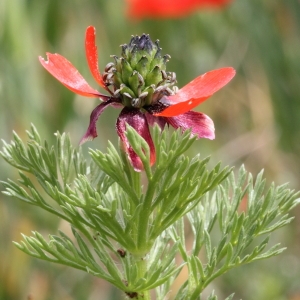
[1, 124, 299, 299]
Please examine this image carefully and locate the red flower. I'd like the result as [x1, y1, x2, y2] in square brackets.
[126, 0, 232, 19]
[39, 26, 235, 171]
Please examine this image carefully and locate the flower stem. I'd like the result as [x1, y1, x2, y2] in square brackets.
[135, 256, 151, 300]
[137, 168, 164, 250]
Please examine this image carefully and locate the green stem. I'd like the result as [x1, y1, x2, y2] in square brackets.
[136, 166, 167, 251]
[135, 256, 151, 300]
[136, 175, 159, 251]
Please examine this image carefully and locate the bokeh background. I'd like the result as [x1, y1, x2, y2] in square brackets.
[1, 0, 300, 299]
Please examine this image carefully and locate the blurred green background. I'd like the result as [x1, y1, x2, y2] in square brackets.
[1, 0, 300, 299]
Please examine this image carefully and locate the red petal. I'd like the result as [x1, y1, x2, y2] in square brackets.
[39, 53, 103, 98]
[116, 108, 156, 172]
[80, 100, 113, 145]
[127, 0, 232, 19]
[155, 67, 235, 117]
[85, 26, 108, 91]
[167, 111, 215, 140]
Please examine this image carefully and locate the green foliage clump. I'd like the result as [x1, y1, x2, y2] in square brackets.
[1, 124, 299, 299]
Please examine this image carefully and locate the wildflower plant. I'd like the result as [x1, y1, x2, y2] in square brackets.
[39, 26, 235, 171]
[1, 27, 300, 300]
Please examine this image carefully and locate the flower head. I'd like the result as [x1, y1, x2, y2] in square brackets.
[39, 26, 235, 171]
[126, 0, 233, 19]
